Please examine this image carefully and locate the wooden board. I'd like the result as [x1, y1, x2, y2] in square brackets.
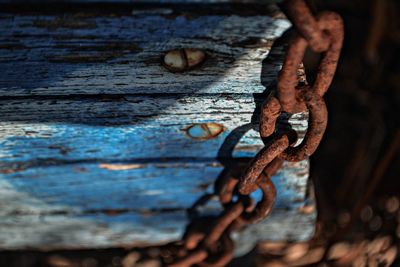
[0, 12, 290, 95]
[0, 96, 307, 162]
[0, 6, 315, 253]
[0, 161, 313, 251]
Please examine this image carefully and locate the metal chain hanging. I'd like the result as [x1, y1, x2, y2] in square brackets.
[164, 0, 344, 266]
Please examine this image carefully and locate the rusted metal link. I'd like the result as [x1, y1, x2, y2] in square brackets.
[218, 177, 254, 212]
[167, 248, 208, 267]
[282, 0, 330, 53]
[259, 96, 281, 138]
[204, 202, 245, 247]
[239, 134, 290, 195]
[175, 234, 233, 267]
[218, 176, 239, 205]
[197, 235, 234, 267]
[219, 176, 277, 225]
[239, 178, 276, 224]
[232, 95, 287, 195]
[262, 157, 284, 179]
[278, 34, 308, 113]
[313, 11, 344, 96]
[168, 201, 245, 267]
[234, 157, 284, 197]
[171, 169, 279, 266]
[166, 1, 344, 266]
[271, 4, 344, 163]
[281, 87, 328, 162]
[278, 11, 344, 113]
[238, 125, 298, 196]
[183, 223, 207, 250]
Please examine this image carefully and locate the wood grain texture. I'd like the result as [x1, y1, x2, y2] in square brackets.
[0, 8, 315, 252]
[0, 13, 290, 95]
[0, 96, 307, 164]
[0, 161, 314, 252]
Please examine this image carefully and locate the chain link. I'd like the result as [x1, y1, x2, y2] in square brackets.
[163, 1, 344, 266]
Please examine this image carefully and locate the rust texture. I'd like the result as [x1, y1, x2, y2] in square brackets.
[239, 135, 289, 195]
[240, 1, 344, 190]
[163, 1, 344, 266]
[281, 0, 330, 53]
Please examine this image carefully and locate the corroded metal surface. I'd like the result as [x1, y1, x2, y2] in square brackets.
[165, 0, 344, 265]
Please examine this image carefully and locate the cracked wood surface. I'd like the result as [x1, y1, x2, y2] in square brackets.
[0, 6, 315, 252]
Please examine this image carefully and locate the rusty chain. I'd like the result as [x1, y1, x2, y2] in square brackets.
[163, 1, 344, 266]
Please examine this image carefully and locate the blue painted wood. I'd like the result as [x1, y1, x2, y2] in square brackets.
[0, 9, 315, 250]
[3, 162, 305, 211]
[0, 96, 306, 165]
[0, 13, 290, 96]
[0, 124, 261, 163]
[0, 161, 313, 249]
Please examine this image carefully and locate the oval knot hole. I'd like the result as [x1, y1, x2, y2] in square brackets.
[185, 123, 224, 140]
[163, 48, 206, 72]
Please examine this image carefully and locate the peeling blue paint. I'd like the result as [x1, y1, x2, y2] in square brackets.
[0, 10, 311, 249]
[2, 162, 304, 212]
[0, 123, 262, 163]
[0, 14, 290, 95]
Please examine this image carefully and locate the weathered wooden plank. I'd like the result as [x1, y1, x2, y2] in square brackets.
[0, 13, 290, 96]
[0, 161, 314, 251]
[0, 94, 313, 250]
[1, 162, 306, 212]
[0, 96, 307, 164]
[0, 122, 262, 163]
[0, 8, 315, 251]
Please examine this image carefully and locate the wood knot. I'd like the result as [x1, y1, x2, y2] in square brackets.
[163, 48, 206, 72]
[184, 123, 224, 140]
